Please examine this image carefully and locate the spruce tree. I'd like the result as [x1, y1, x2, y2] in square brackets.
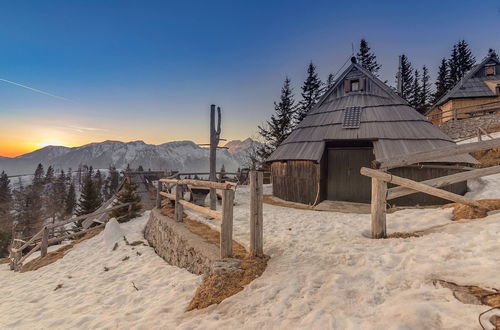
[47, 171, 67, 221]
[65, 183, 76, 215]
[356, 39, 381, 75]
[433, 58, 450, 103]
[33, 164, 45, 187]
[418, 66, 431, 114]
[16, 185, 44, 238]
[76, 172, 102, 218]
[44, 166, 54, 184]
[0, 172, 12, 239]
[109, 180, 141, 222]
[326, 73, 335, 89]
[258, 77, 297, 159]
[295, 62, 323, 124]
[448, 40, 475, 87]
[397, 54, 414, 102]
[0, 171, 11, 211]
[409, 69, 421, 109]
[137, 165, 144, 172]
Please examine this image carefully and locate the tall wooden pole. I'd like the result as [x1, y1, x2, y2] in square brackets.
[250, 171, 264, 257]
[209, 105, 221, 211]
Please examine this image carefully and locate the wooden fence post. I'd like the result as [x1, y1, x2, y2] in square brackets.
[250, 171, 264, 257]
[156, 180, 163, 208]
[40, 226, 49, 257]
[371, 177, 387, 239]
[220, 189, 234, 258]
[175, 184, 184, 222]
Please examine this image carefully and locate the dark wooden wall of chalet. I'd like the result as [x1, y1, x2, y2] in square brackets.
[271, 160, 319, 205]
[388, 166, 468, 206]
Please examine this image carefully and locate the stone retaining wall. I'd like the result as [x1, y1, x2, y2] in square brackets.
[438, 114, 500, 139]
[144, 209, 240, 275]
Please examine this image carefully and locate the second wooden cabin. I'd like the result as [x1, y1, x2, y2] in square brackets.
[267, 58, 477, 206]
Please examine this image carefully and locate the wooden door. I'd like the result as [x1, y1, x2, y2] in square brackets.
[327, 147, 374, 203]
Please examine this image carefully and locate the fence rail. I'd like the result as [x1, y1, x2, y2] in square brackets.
[156, 171, 264, 258]
[361, 139, 500, 238]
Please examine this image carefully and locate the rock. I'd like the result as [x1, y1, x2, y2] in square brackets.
[103, 218, 124, 250]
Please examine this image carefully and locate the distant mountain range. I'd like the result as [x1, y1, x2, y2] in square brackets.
[0, 138, 262, 176]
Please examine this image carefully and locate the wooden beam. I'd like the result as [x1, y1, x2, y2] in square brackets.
[250, 171, 264, 257]
[40, 227, 48, 257]
[156, 181, 162, 209]
[175, 184, 184, 222]
[371, 177, 387, 239]
[159, 178, 236, 190]
[374, 138, 500, 169]
[18, 242, 42, 265]
[387, 165, 500, 200]
[159, 191, 176, 200]
[48, 223, 106, 245]
[178, 200, 222, 221]
[46, 203, 131, 229]
[360, 167, 480, 207]
[11, 228, 44, 253]
[220, 189, 234, 258]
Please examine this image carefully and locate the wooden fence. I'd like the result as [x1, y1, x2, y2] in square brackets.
[156, 170, 264, 258]
[9, 203, 131, 271]
[428, 100, 500, 124]
[361, 138, 500, 238]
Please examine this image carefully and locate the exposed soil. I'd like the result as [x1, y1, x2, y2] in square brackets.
[21, 227, 104, 272]
[386, 232, 421, 239]
[263, 194, 314, 210]
[472, 147, 500, 168]
[442, 199, 500, 221]
[161, 204, 270, 311]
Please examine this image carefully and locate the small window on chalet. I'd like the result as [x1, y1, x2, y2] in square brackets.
[344, 78, 364, 93]
[351, 80, 360, 91]
[485, 65, 496, 76]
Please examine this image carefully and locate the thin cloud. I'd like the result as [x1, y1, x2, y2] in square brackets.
[0, 77, 71, 101]
[66, 125, 108, 133]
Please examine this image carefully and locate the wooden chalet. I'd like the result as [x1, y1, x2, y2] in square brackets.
[427, 53, 500, 124]
[267, 58, 477, 206]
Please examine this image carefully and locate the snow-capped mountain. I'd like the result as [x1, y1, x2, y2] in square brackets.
[223, 138, 261, 154]
[0, 139, 257, 175]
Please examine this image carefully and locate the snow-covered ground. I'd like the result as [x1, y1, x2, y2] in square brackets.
[1, 175, 499, 329]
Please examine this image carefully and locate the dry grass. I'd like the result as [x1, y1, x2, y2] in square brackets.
[471, 146, 500, 168]
[442, 199, 500, 221]
[21, 227, 104, 272]
[187, 254, 269, 311]
[386, 232, 421, 239]
[434, 279, 500, 307]
[161, 204, 270, 311]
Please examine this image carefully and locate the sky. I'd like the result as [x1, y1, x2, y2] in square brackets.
[1, 0, 499, 157]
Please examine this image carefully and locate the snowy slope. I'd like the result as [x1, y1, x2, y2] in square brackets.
[1, 175, 499, 329]
[0, 140, 253, 175]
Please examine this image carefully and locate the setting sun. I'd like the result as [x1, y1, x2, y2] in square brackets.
[37, 141, 64, 148]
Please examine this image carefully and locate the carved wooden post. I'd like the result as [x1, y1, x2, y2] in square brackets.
[175, 184, 184, 222]
[371, 177, 387, 239]
[40, 226, 48, 257]
[250, 171, 264, 257]
[209, 104, 221, 211]
[220, 189, 234, 258]
[156, 180, 163, 208]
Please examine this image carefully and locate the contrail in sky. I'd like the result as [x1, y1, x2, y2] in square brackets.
[0, 77, 71, 101]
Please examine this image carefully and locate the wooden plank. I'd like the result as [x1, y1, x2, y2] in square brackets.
[175, 184, 184, 222]
[156, 181, 162, 208]
[387, 165, 500, 200]
[160, 178, 235, 190]
[159, 191, 176, 200]
[360, 167, 480, 207]
[375, 138, 500, 169]
[478, 126, 494, 140]
[40, 227, 48, 257]
[250, 171, 264, 257]
[178, 200, 222, 221]
[18, 242, 42, 265]
[47, 203, 131, 229]
[48, 223, 106, 245]
[220, 189, 234, 258]
[371, 177, 387, 239]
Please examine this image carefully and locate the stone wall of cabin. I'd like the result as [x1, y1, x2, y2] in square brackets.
[438, 113, 500, 139]
[271, 160, 320, 205]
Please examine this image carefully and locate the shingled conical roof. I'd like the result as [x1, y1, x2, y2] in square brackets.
[267, 62, 476, 164]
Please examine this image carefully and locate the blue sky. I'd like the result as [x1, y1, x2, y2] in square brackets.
[1, 0, 499, 156]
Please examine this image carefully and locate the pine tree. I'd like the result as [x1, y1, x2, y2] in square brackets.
[94, 169, 104, 202]
[397, 54, 414, 101]
[418, 66, 431, 114]
[0, 172, 12, 239]
[295, 62, 323, 124]
[47, 171, 67, 222]
[218, 164, 228, 181]
[137, 165, 144, 172]
[433, 58, 450, 103]
[16, 185, 44, 238]
[356, 39, 381, 75]
[65, 183, 76, 215]
[76, 171, 102, 218]
[258, 77, 297, 159]
[0, 171, 11, 211]
[409, 69, 421, 109]
[326, 73, 335, 89]
[488, 48, 499, 61]
[109, 180, 141, 222]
